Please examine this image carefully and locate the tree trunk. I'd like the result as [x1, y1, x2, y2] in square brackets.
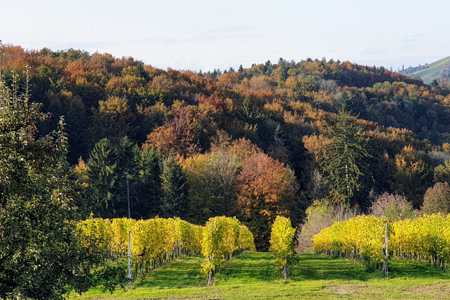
[345, 163, 350, 198]
[282, 265, 288, 281]
[382, 223, 389, 278]
[207, 270, 214, 286]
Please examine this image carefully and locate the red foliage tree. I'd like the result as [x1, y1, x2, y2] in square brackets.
[237, 152, 298, 249]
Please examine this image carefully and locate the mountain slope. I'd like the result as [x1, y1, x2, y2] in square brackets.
[402, 56, 450, 83]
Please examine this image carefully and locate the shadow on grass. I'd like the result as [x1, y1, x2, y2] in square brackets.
[389, 259, 450, 279]
[218, 252, 279, 282]
[134, 257, 205, 289]
[133, 252, 450, 289]
[293, 253, 450, 281]
[292, 254, 372, 281]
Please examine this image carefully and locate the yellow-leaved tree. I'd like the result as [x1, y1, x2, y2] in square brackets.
[270, 216, 296, 280]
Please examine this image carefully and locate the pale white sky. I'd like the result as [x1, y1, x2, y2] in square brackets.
[1, 0, 449, 71]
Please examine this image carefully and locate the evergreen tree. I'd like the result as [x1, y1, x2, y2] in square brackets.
[160, 157, 189, 217]
[85, 138, 162, 218]
[134, 147, 161, 218]
[277, 58, 288, 83]
[114, 137, 139, 217]
[86, 138, 118, 217]
[319, 110, 370, 205]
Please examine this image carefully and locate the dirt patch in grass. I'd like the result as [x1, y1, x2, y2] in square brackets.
[325, 284, 367, 295]
[406, 282, 450, 294]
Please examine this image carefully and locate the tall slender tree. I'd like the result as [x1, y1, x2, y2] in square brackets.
[160, 157, 189, 218]
[134, 147, 161, 218]
[86, 138, 118, 217]
[319, 110, 370, 205]
[114, 137, 139, 217]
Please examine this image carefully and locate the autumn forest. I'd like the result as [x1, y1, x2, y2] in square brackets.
[2, 42, 450, 299]
[2, 44, 450, 247]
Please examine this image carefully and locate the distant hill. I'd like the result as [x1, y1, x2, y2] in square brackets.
[401, 56, 450, 84]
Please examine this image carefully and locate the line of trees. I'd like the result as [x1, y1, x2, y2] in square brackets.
[201, 216, 255, 285]
[76, 137, 188, 219]
[76, 218, 204, 278]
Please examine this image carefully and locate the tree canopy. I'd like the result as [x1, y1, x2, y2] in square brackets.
[2, 44, 450, 251]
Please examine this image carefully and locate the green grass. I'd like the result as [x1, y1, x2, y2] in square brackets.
[70, 252, 450, 299]
[405, 56, 450, 83]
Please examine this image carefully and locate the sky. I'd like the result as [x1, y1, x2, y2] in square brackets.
[1, 0, 449, 71]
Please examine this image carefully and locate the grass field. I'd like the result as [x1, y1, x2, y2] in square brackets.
[404, 56, 450, 83]
[71, 252, 450, 300]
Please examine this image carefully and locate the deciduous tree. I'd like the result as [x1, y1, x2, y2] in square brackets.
[237, 152, 298, 250]
[370, 193, 415, 221]
[394, 145, 432, 208]
[0, 77, 90, 299]
[421, 182, 450, 214]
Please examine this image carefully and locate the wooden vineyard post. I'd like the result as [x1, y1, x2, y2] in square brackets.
[382, 222, 389, 278]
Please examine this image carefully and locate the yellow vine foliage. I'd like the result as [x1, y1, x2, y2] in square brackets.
[313, 214, 450, 269]
[77, 216, 255, 277]
[269, 216, 296, 269]
[201, 216, 255, 276]
[239, 225, 256, 251]
[111, 218, 135, 257]
[313, 215, 386, 265]
[76, 218, 112, 257]
[76, 216, 208, 274]
[390, 214, 450, 267]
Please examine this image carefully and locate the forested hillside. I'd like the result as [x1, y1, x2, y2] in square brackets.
[2, 44, 450, 250]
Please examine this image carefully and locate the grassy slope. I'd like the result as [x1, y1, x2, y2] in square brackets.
[406, 56, 450, 83]
[71, 252, 450, 300]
